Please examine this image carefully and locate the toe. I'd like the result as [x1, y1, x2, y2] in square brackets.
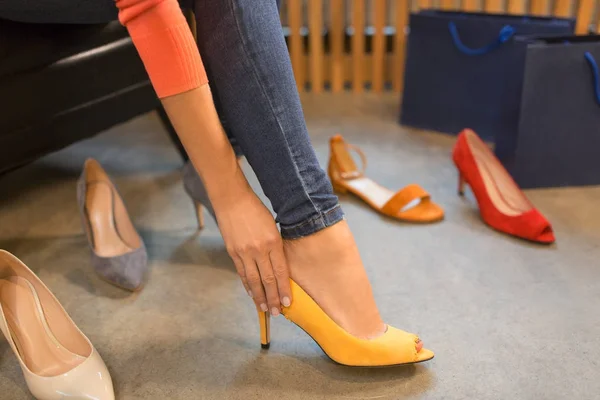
[416, 339, 423, 353]
[415, 347, 435, 362]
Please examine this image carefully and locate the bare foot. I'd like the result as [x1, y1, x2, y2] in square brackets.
[283, 220, 386, 339]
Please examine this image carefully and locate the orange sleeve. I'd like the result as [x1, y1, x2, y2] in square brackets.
[115, 0, 208, 98]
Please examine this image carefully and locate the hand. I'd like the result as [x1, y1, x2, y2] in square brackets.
[214, 189, 292, 316]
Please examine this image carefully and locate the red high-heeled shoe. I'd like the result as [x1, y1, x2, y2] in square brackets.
[452, 129, 555, 244]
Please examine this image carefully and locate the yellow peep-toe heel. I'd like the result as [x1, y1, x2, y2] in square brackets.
[258, 279, 434, 367]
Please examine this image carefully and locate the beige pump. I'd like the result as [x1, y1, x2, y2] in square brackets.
[0, 250, 114, 400]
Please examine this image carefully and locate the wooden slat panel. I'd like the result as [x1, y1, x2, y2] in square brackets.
[330, 0, 345, 92]
[552, 0, 571, 17]
[308, 0, 324, 93]
[372, 0, 386, 92]
[318, 53, 395, 86]
[418, 0, 432, 9]
[529, 0, 548, 15]
[462, 0, 479, 12]
[393, 0, 410, 92]
[352, 0, 366, 93]
[507, 0, 525, 13]
[576, 0, 594, 34]
[440, 0, 456, 10]
[288, 0, 305, 90]
[484, 0, 503, 12]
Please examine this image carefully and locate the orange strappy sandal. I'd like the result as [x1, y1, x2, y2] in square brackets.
[328, 134, 444, 223]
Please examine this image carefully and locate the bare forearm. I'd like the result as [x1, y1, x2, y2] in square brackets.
[161, 85, 250, 209]
[115, 0, 249, 210]
[115, 0, 292, 311]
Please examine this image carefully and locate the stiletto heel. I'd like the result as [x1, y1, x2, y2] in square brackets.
[193, 200, 205, 230]
[182, 161, 216, 226]
[452, 129, 555, 244]
[458, 174, 466, 196]
[328, 134, 444, 223]
[258, 311, 270, 349]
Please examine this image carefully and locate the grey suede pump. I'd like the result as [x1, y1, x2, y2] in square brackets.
[77, 159, 147, 291]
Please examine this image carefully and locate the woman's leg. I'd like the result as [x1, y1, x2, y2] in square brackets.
[195, 0, 343, 239]
[195, 0, 387, 338]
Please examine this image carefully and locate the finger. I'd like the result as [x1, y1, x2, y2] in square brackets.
[242, 256, 268, 313]
[255, 254, 281, 316]
[231, 255, 252, 298]
[269, 247, 291, 307]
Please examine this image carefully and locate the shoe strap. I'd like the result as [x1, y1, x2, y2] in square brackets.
[330, 136, 367, 180]
[343, 144, 367, 178]
[381, 184, 430, 216]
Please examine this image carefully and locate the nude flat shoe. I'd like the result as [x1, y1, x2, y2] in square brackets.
[328, 134, 444, 223]
[77, 159, 147, 291]
[0, 250, 115, 400]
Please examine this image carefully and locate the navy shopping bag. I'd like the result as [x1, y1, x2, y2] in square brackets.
[400, 11, 575, 141]
[495, 35, 600, 188]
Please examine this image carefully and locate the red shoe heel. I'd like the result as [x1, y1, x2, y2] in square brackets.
[457, 174, 466, 196]
[452, 129, 555, 244]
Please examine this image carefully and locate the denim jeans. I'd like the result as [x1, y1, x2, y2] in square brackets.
[1, 0, 344, 239]
[192, 0, 343, 238]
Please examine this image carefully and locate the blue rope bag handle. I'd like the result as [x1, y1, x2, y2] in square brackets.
[584, 52, 600, 106]
[448, 21, 516, 56]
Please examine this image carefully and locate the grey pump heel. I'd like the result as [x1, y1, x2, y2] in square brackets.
[182, 161, 216, 229]
[77, 159, 147, 291]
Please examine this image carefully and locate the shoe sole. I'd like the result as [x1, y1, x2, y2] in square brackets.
[285, 321, 434, 368]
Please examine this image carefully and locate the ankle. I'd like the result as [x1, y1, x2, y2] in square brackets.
[282, 221, 385, 338]
[283, 221, 355, 258]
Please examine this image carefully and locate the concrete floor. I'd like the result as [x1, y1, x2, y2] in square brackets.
[1, 93, 599, 399]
